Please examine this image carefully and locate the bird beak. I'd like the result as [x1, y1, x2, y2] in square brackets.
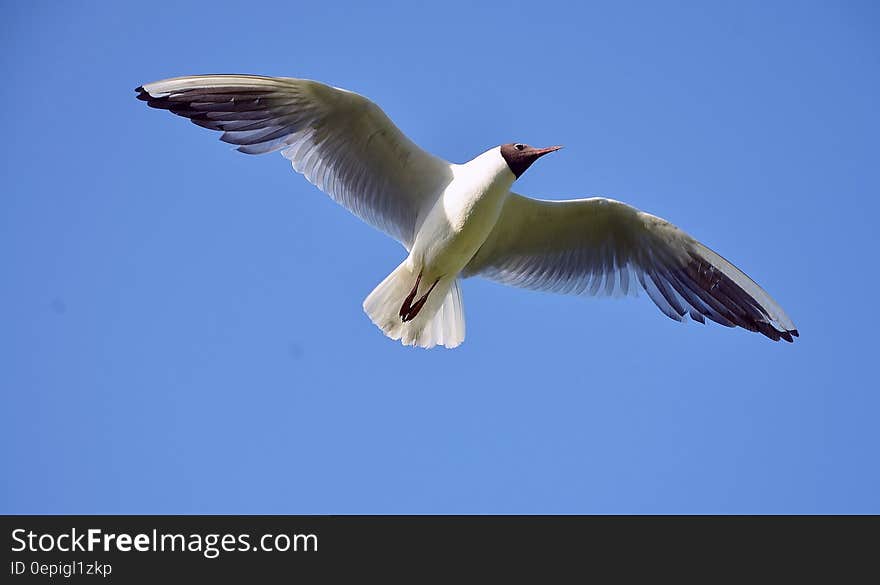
[533, 145, 563, 157]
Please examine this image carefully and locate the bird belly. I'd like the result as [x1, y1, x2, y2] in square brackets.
[411, 181, 509, 279]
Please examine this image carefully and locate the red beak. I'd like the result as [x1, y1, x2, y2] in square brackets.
[533, 145, 563, 157]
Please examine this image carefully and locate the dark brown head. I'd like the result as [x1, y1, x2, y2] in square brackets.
[500, 143, 563, 178]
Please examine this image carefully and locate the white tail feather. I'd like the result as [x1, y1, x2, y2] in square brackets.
[363, 262, 465, 349]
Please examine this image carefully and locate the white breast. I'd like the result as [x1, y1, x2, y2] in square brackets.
[411, 148, 515, 276]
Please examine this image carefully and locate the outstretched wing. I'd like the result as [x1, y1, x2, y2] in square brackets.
[464, 194, 798, 341]
[136, 74, 452, 246]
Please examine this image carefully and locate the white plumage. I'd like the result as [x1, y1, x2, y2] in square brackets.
[137, 74, 798, 348]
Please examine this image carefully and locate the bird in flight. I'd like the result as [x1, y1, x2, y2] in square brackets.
[136, 74, 798, 349]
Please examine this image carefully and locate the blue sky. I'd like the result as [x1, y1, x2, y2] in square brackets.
[2, 0, 877, 513]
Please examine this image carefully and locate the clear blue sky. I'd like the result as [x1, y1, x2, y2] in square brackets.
[2, 1, 877, 513]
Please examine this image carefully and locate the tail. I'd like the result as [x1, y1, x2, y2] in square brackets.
[363, 262, 465, 349]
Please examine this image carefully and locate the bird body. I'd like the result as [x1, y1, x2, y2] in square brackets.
[364, 148, 515, 347]
[137, 74, 798, 349]
[415, 148, 514, 278]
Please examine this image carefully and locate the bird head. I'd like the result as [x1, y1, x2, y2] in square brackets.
[500, 143, 563, 179]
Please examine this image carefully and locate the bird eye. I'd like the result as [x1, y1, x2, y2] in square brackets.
[514, 143, 525, 151]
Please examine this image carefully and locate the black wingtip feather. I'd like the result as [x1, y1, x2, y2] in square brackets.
[135, 86, 151, 101]
[778, 328, 798, 343]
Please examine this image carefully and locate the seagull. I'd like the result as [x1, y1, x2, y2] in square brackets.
[136, 74, 798, 349]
